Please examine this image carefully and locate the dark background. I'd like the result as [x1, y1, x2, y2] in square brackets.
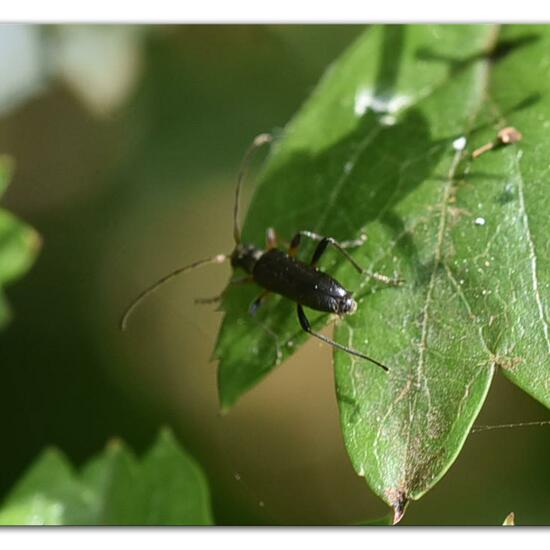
[0, 25, 549, 525]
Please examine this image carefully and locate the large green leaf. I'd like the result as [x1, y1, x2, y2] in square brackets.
[0, 429, 213, 525]
[214, 25, 550, 519]
[0, 156, 40, 330]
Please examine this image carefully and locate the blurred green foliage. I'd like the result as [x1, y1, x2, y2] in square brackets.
[0, 156, 39, 329]
[0, 429, 212, 525]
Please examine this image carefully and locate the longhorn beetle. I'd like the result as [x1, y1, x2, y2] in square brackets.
[120, 134, 401, 370]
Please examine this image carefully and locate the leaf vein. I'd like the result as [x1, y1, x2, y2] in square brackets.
[515, 151, 550, 353]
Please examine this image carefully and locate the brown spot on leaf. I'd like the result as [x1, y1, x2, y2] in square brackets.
[472, 126, 523, 158]
[498, 127, 523, 144]
[493, 354, 523, 371]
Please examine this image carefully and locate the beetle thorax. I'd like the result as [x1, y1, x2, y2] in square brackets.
[230, 244, 263, 274]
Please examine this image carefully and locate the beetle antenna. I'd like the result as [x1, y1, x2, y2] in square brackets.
[233, 133, 273, 244]
[120, 253, 230, 331]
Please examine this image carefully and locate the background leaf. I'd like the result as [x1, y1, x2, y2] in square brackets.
[469, 25, 550, 409]
[214, 24, 550, 518]
[0, 155, 40, 330]
[0, 429, 213, 525]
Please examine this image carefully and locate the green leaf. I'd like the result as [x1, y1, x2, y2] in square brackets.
[0, 449, 92, 525]
[0, 156, 40, 329]
[139, 429, 213, 525]
[80, 440, 142, 525]
[0, 429, 213, 525]
[215, 24, 550, 516]
[471, 25, 550, 410]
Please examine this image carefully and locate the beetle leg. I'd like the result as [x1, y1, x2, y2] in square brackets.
[296, 304, 388, 371]
[288, 232, 301, 257]
[290, 231, 364, 272]
[299, 230, 367, 249]
[194, 294, 224, 305]
[300, 230, 402, 286]
[195, 275, 253, 305]
[266, 227, 278, 250]
[289, 231, 357, 260]
[249, 290, 270, 316]
[309, 236, 365, 273]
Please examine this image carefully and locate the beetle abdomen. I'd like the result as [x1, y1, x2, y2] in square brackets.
[252, 249, 355, 314]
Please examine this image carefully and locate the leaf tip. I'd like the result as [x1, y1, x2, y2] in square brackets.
[106, 437, 124, 451]
[218, 390, 237, 416]
[386, 488, 408, 525]
[218, 405, 230, 417]
[0, 154, 15, 175]
[503, 512, 515, 526]
[28, 227, 43, 255]
[156, 426, 177, 447]
[159, 425, 174, 436]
